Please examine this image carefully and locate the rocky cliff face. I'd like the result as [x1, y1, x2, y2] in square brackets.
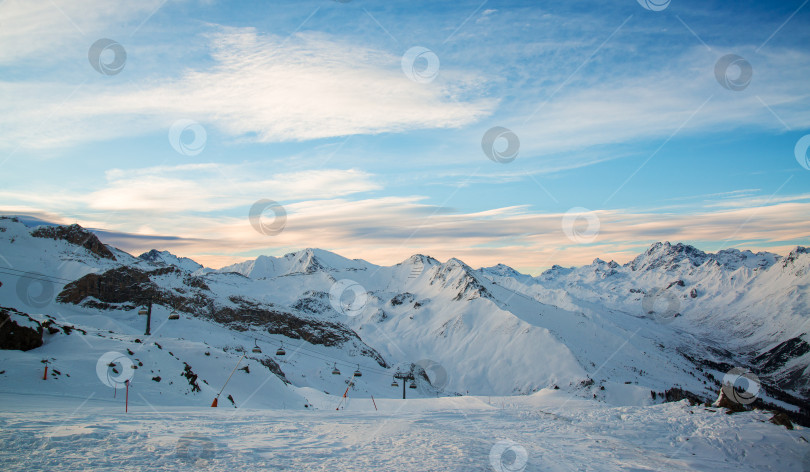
[0, 307, 43, 351]
[31, 224, 116, 260]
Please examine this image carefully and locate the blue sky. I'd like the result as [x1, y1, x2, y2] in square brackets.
[1, 0, 808, 273]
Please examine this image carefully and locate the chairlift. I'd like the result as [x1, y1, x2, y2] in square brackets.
[168, 310, 179, 320]
[391, 380, 399, 387]
[331, 363, 341, 375]
[252, 339, 262, 354]
[353, 364, 362, 377]
[138, 307, 148, 316]
[276, 342, 286, 356]
[409, 381, 417, 389]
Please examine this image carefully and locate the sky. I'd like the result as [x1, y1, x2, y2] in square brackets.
[0, 0, 809, 274]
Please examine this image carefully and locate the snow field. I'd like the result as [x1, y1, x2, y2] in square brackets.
[0, 391, 807, 471]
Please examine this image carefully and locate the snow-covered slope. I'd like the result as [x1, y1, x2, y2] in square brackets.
[478, 241, 810, 401]
[1, 218, 808, 423]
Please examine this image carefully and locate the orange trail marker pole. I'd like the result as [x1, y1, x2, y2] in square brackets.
[125, 380, 129, 413]
[336, 385, 350, 410]
[213, 353, 245, 407]
[42, 364, 48, 380]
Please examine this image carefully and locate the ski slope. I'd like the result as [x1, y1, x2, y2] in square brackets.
[0, 391, 807, 471]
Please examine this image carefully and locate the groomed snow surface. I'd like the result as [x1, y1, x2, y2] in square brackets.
[1, 391, 808, 471]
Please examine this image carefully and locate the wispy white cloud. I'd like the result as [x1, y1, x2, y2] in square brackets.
[0, 0, 165, 64]
[508, 45, 810, 162]
[0, 26, 496, 150]
[84, 164, 382, 212]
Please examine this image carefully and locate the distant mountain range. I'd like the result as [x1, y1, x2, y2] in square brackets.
[0, 216, 807, 423]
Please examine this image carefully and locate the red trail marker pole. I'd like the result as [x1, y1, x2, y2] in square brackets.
[42, 364, 48, 380]
[125, 380, 129, 413]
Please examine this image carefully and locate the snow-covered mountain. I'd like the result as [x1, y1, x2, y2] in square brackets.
[0, 217, 808, 425]
[138, 249, 204, 273]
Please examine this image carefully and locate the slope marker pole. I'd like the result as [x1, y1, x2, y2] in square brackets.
[212, 353, 245, 407]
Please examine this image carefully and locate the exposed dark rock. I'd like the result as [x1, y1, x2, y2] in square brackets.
[182, 363, 201, 393]
[390, 292, 415, 306]
[782, 246, 808, 267]
[664, 387, 704, 406]
[0, 307, 43, 351]
[257, 357, 289, 384]
[769, 411, 794, 429]
[41, 320, 60, 335]
[31, 224, 115, 260]
[666, 280, 685, 289]
[291, 291, 331, 314]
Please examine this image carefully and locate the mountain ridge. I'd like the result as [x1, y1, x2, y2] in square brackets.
[0, 217, 807, 425]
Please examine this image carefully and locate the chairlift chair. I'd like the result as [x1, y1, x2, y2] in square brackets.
[391, 379, 399, 387]
[331, 363, 341, 375]
[168, 310, 179, 320]
[252, 339, 262, 354]
[276, 342, 286, 356]
[353, 364, 362, 377]
[409, 381, 417, 389]
[138, 307, 148, 316]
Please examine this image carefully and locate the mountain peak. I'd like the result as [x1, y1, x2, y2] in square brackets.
[480, 263, 526, 279]
[403, 254, 440, 266]
[138, 249, 203, 272]
[628, 242, 708, 271]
